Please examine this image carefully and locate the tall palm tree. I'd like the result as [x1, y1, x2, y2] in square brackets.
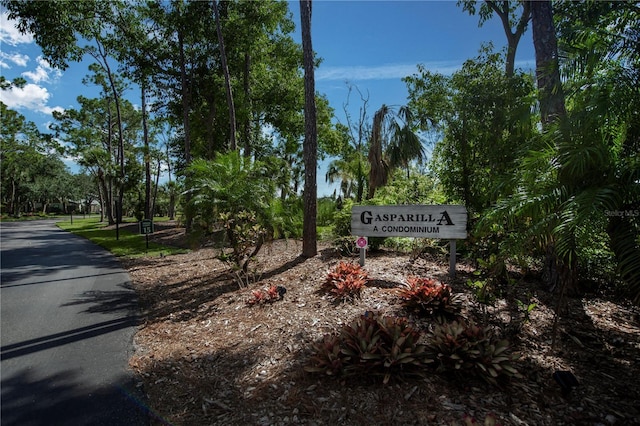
[326, 156, 365, 200]
[367, 105, 425, 199]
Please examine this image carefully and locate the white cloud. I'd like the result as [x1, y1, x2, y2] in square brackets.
[0, 12, 33, 45]
[316, 61, 463, 82]
[0, 51, 29, 68]
[22, 56, 61, 84]
[1, 83, 63, 115]
[316, 59, 537, 82]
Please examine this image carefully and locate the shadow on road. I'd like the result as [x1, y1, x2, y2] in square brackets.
[0, 316, 139, 361]
[0, 271, 126, 289]
[61, 283, 140, 314]
[1, 368, 150, 426]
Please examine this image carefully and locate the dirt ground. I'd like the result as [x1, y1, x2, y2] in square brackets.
[120, 221, 640, 425]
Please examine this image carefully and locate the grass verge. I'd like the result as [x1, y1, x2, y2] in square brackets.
[57, 217, 188, 258]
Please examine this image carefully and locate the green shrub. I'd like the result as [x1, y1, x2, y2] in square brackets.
[332, 199, 354, 237]
[268, 197, 303, 239]
[317, 197, 337, 227]
[186, 152, 278, 282]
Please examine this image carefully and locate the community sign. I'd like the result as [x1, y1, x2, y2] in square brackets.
[351, 205, 467, 240]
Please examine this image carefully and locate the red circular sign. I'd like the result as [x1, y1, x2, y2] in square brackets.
[356, 237, 368, 248]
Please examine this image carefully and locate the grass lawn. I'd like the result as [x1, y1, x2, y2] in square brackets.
[57, 217, 188, 258]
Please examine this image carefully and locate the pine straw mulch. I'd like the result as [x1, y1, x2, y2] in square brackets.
[120, 223, 640, 426]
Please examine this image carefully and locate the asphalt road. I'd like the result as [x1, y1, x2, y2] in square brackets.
[1, 220, 149, 426]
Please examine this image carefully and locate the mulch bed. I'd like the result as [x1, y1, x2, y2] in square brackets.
[120, 227, 640, 425]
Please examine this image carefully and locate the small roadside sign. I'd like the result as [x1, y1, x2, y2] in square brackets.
[139, 219, 154, 235]
[355, 236, 368, 249]
[139, 219, 154, 250]
[356, 236, 368, 267]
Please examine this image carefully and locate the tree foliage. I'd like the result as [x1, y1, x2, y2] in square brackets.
[404, 45, 535, 214]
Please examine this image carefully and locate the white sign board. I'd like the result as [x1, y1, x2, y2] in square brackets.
[351, 205, 467, 239]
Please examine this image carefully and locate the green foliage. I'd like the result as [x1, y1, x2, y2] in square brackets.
[370, 168, 447, 206]
[484, 2, 640, 302]
[466, 278, 496, 307]
[515, 298, 537, 324]
[187, 151, 277, 280]
[404, 44, 536, 213]
[332, 198, 354, 238]
[332, 199, 382, 251]
[305, 312, 431, 384]
[267, 196, 303, 239]
[186, 151, 275, 232]
[396, 276, 461, 318]
[1, 101, 73, 216]
[317, 197, 336, 227]
[367, 104, 425, 199]
[219, 210, 266, 277]
[426, 320, 521, 387]
[321, 262, 369, 302]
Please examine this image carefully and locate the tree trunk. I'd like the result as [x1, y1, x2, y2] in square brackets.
[487, 0, 531, 78]
[97, 183, 104, 223]
[97, 168, 113, 224]
[356, 160, 365, 203]
[151, 156, 161, 218]
[178, 28, 193, 231]
[213, 0, 237, 151]
[10, 178, 16, 215]
[142, 81, 151, 220]
[96, 42, 125, 224]
[300, 0, 317, 258]
[166, 144, 175, 221]
[168, 192, 176, 221]
[531, 0, 574, 300]
[243, 52, 252, 158]
[531, 0, 566, 126]
[206, 93, 217, 159]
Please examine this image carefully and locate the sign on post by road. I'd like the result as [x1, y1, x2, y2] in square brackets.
[139, 219, 154, 235]
[355, 236, 368, 249]
[139, 219, 154, 250]
[355, 236, 368, 266]
[351, 205, 467, 276]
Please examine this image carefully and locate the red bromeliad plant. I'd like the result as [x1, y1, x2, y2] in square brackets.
[305, 311, 431, 383]
[426, 319, 521, 387]
[246, 285, 286, 306]
[321, 262, 369, 302]
[396, 276, 461, 318]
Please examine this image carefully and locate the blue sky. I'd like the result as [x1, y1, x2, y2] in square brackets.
[1, 1, 535, 196]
